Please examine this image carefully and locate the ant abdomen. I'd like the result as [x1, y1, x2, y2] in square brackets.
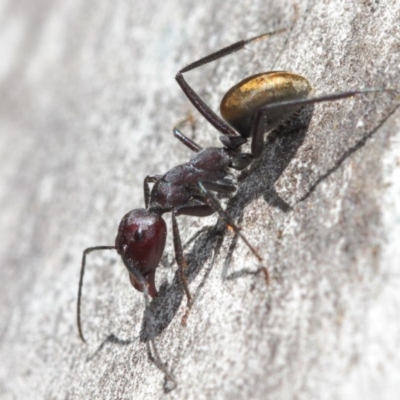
[220, 71, 312, 137]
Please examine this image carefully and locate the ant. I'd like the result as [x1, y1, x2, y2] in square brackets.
[77, 28, 390, 385]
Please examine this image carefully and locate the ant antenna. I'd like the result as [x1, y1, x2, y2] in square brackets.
[78, 246, 115, 343]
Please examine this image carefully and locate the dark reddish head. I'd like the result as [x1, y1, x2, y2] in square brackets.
[115, 209, 166, 297]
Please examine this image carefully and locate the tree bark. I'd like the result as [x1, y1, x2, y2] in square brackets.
[1, 0, 400, 399]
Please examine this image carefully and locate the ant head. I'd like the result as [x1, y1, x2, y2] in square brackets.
[115, 209, 166, 297]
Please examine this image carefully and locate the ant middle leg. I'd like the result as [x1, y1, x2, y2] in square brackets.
[144, 175, 162, 208]
[197, 182, 269, 284]
[172, 114, 202, 153]
[172, 113, 203, 153]
[173, 128, 202, 153]
[173, 122, 253, 169]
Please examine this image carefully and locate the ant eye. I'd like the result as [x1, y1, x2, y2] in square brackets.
[134, 228, 144, 241]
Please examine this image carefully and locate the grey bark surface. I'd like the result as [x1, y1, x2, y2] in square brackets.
[0, 0, 400, 399]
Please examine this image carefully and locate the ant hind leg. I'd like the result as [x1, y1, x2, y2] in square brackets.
[175, 29, 289, 138]
[197, 182, 269, 284]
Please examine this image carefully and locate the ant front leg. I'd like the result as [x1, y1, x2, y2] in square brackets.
[171, 211, 193, 307]
[171, 199, 217, 305]
[171, 199, 216, 325]
[175, 30, 288, 138]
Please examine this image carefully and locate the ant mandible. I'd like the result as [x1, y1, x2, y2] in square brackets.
[77, 29, 386, 343]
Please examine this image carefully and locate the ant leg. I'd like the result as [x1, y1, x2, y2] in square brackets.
[170, 198, 220, 307]
[176, 29, 288, 137]
[134, 270, 177, 388]
[77, 245, 115, 342]
[173, 127, 202, 153]
[172, 114, 201, 153]
[202, 179, 237, 194]
[148, 339, 177, 390]
[172, 199, 215, 325]
[198, 182, 263, 262]
[144, 175, 162, 208]
[250, 88, 391, 158]
[250, 108, 279, 158]
[197, 182, 269, 283]
[229, 153, 254, 170]
[171, 211, 193, 307]
[174, 197, 215, 217]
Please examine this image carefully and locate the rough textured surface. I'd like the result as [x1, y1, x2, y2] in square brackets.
[0, 1, 400, 399]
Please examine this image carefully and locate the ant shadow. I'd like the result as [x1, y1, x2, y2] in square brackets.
[137, 105, 314, 341]
[86, 333, 177, 392]
[102, 102, 398, 347]
[221, 103, 400, 282]
[86, 334, 134, 362]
